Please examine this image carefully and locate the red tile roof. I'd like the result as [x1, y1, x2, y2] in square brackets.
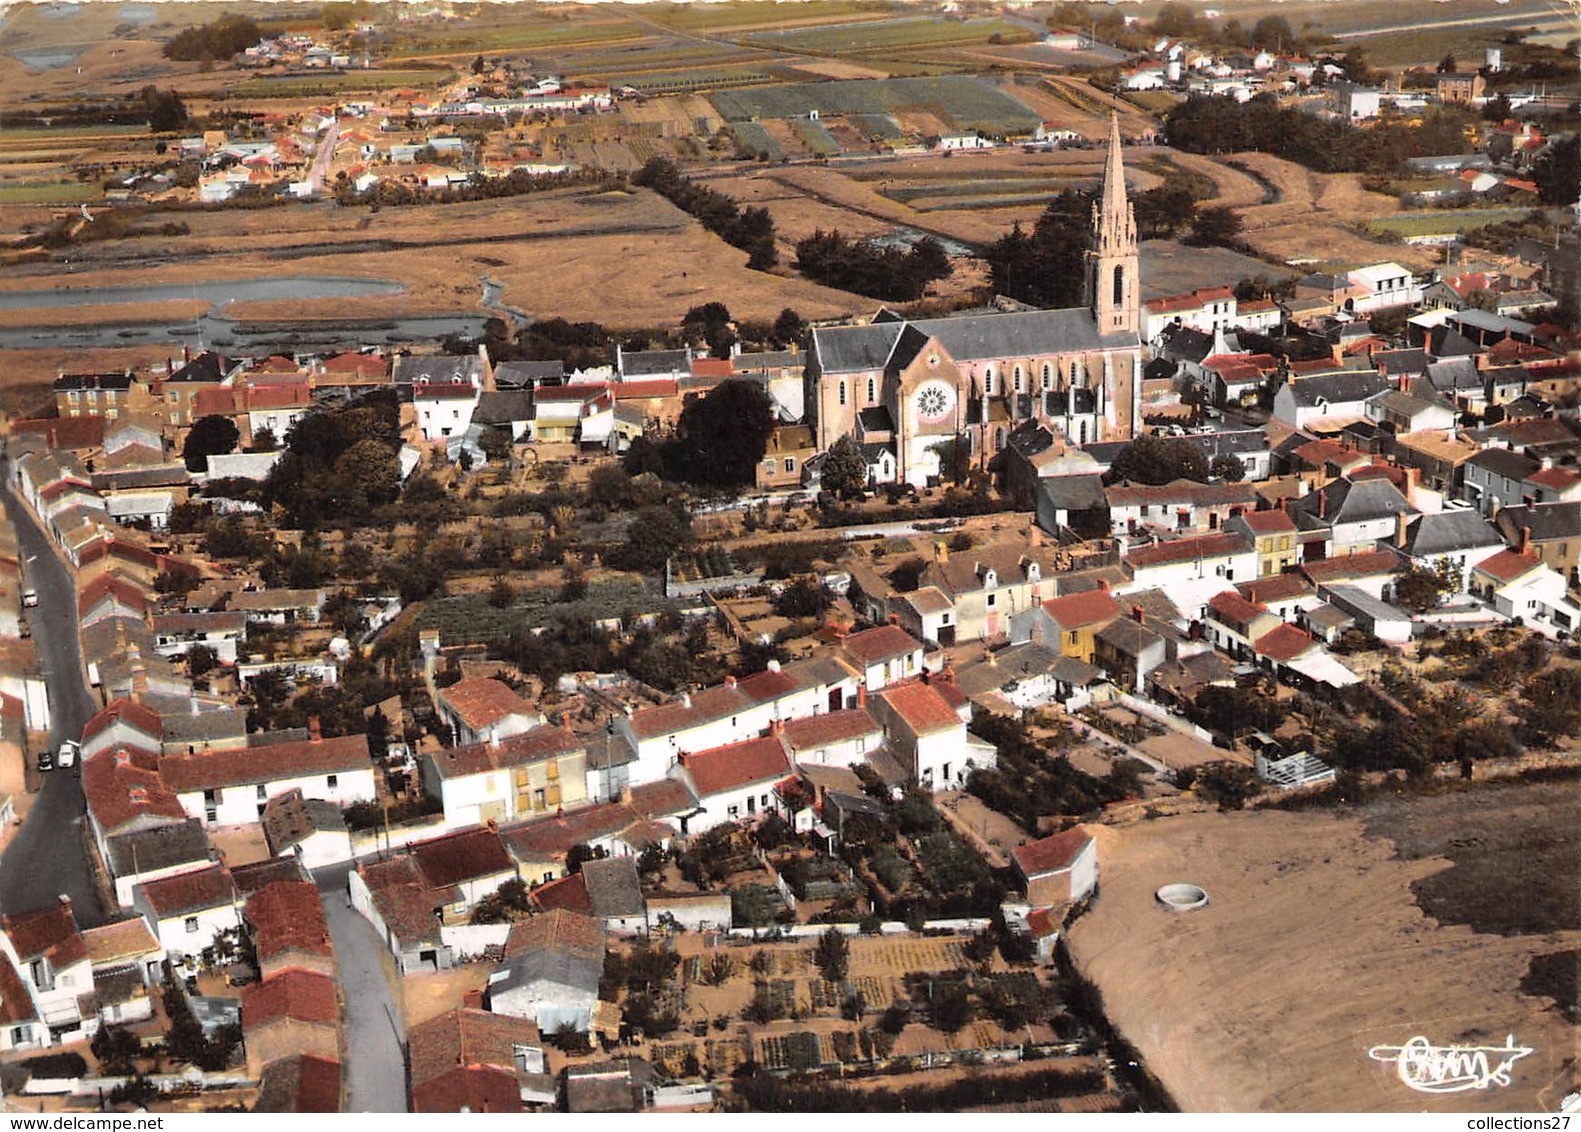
[159, 733, 369, 792]
[612, 379, 678, 400]
[412, 825, 514, 889]
[243, 968, 339, 1028]
[1528, 466, 1581, 492]
[437, 677, 533, 733]
[1301, 549, 1401, 584]
[80, 918, 162, 967]
[1473, 548, 1542, 584]
[780, 709, 881, 751]
[842, 624, 922, 665]
[425, 725, 580, 780]
[1207, 590, 1268, 626]
[1012, 826, 1092, 878]
[690, 358, 732, 379]
[1253, 622, 1318, 662]
[412, 1067, 522, 1114]
[320, 352, 389, 378]
[1125, 532, 1251, 568]
[0, 951, 36, 1025]
[138, 863, 236, 919]
[9, 416, 104, 448]
[1040, 589, 1122, 631]
[681, 736, 791, 797]
[876, 681, 962, 736]
[356, 856, 445, 949]
[528, 871, 592, 915]
[534, 383, 608, 402]
[245, 881, 332, 962]
[83, 747, 185, 833]
[82, 698, 164, 746]
[1237, 509, 1297, 534]
[2, 901, 87, 969]
[734, 667, 800, 705]
[255, 1054, 342, 1113]
[626, 685, 749, 741]
[505, 907, 604, 958]
[1236, 574, 1314, 604]
[77, 574, 149, 618]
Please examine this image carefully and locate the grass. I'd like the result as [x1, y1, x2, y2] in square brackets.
[649, 0, 894, 33]
[0, 181, 99, 204]
[713, 76, 1042, 136]
[229, 69, 457, 97]
[0, 125, 146, 143]
[413, 578, 673, 644]
[383, 19, 647, 59]
[745, 16, 1034, 56]
[1368, 207, 1536, 238]
[1122, 90, 1184, 113]
[613, 69, 777, 96]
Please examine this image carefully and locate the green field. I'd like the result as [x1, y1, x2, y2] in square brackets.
[613, 68, 777, 95]
[647, 0, 894, 33]
[0, 181, 99, 204]
[745, 16, 1034, 56]
[384, 19, 647, 59]
[714, 76, 1041, 135]
[229, 69, 456, 97]
[1368, 207, 1538, 238]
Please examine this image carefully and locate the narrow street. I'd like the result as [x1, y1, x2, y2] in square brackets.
[0, 461, 105, 926]
[315, 863, 408, 1113]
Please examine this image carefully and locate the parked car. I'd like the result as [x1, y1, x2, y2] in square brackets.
[36, 748, 53, 772]
[21, 588, 37, 608]
[57, 740, 79, 769]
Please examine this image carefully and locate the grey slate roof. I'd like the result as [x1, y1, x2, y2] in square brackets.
[494, 360, 563, 387]
[812, 305, 1126, 377]
[1468, 447, 1539, 480]
[168, 352, 233, 384]
[55, 372, 134, 392]
[160, 705, 249, 749]
[1426, 356, 1482, 393]
[393, 354, 485, 386]
[473, 390, 534, 426]
[858, 406, 895, 434]
[1187, 429, 1269, 460]
[1371, 348, 1427, 375]
[620, 348, 690, 377]
[1497, 501, 1581, 542]
[1038, 473, 1107, 512]
[1426, 325, 1479, 359]
[1283, 370, 1392, 408]
[580, 857, 645, 920]
[107, 819, 213, 877]
[1300, 476, 1418, 525]
[1399, 509, 1503, 557]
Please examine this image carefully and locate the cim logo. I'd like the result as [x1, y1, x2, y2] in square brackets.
[1368, 1035, 1535, 1094]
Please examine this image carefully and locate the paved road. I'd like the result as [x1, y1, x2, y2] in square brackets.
[0, 462, 106, 926]
[315, 863, 408, 1113]
[308, 119, 341, 196]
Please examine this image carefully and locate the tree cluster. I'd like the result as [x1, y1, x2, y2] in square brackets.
[1104, 435, 1210, 485]
[1164, 95, 1475, 175]
[136, 85, 188, 133]
[982, 191, 1090, 309]
[263, 391, 403, 528]
[633, 157, 777, 270]
[624, 378, 776, 489]
[163, 15, 261, 61]
[793, 229, 951, 302]
[966, 714, 1127, 834]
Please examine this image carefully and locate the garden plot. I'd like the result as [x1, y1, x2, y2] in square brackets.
[849, 936, 970, 977]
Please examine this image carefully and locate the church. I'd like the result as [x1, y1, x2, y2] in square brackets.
[805, 114, 1144, 489]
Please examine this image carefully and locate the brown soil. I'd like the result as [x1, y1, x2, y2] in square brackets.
[1067, 781, 1581, 1113]
[0, 300, 207, 330]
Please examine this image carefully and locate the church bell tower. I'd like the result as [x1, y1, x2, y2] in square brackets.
[1087, 113, 1140, 337]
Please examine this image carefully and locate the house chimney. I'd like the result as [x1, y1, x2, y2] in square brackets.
[619, 784, 632, 805]
[308, 715, 322, 742]
[183, 344, 191, 365]
[888, 613, 900, 626]
[766, 659, 780, 673]
[561, 711, 571, 733]
[1030, 618, 1045, 646]
[1318, 489, 1327, 518]
[130, 660, 148, 703]
[114, 747, 130, 767]
[724, 675, 737, 690]
[1395, 510, 1409, 548]
[1132, 605, 1145, 623]
[1028, 525, 1042, 548]
[934, 540, 948, 564]
[1520, 525, 1531, 554]
[462, 989, 486, 1010]
[857, 684, 867, 708]
[58, 895, 70, 909]
[679, 692, 691, 710]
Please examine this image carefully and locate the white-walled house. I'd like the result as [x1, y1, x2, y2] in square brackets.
[132, 864, 241, 962]
[870, 679, 994, 792]
[1011, 827, 1097, 910]
[667, 735, 791, 834]
[779, 708, 884, 768]
[0, 900, 96, 1048]
[1471, 550, 1580, 637]
[413, 376, 482, 441]
[158, 730, 374, 828]
[1122, 532, 1259, 589]
[420, 726, 589, 829]
[838, 624, 925, 691]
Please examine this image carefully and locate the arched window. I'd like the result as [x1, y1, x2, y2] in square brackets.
[994, 427, 1006, 452]
[1013, 365, 1024, 393]
[867, 376, 876, 403]
[1041, 363, 1052, 390]
[838, 381, 847, 406]
[1113, 264, 1125, 307]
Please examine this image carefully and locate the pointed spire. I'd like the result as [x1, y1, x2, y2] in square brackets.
[1101, 111, 1128, 221]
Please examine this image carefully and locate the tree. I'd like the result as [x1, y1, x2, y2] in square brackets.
[1210, 454, 1246, 482]
[1250, 14, 1294, 50]
[1105, 435, 1209, 485]
[249, 426, 278, 453]
[611, 504, 693, 573]
[1532, 135, 1580, 206]
[478, 424, 514, 465]
[1437, 52, 1458, 74]
[982, 192, 1090, 309]
[333, 437, 400, 505]
[683, 302, 737, 358]
[771, 307, 806, 349]
[1188, 204, 1243, 248]
[671, 379, 775, 488]
[773, 575, 832, 619]
[186, 644, 219, 679]
[821, 435, 868, 499]
[182, 415, 239, 472]
[815, 927, 849, 983]
[471, 53, 487, 74]
[1394, 566, 1448, 613]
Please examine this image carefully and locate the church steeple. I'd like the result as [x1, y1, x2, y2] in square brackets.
[1087, 113, 1140, 337]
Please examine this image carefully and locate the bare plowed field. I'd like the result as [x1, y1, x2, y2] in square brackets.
[1067, 779, 1581, 1113]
